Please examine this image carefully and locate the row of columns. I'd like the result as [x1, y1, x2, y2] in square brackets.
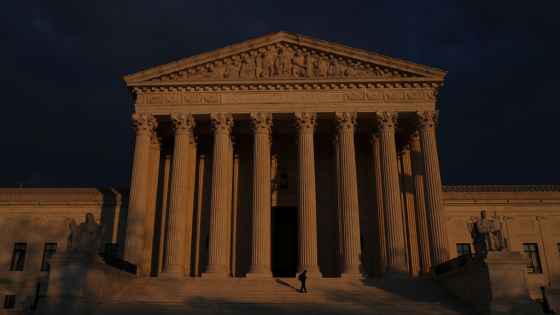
[125, 110, 449, 278]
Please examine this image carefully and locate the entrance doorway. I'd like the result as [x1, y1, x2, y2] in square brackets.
[272, 207, 298, 277]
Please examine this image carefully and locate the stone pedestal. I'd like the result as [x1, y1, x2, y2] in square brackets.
[37, 251, 136, 315]
[436, 251, 542, 315]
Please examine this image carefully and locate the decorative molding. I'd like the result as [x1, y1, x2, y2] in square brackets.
[374, 111, 398, 133]
[250, 113, 273, 135]
[134, 87, 437, 105]
[294, 112, 317, 134]
[416, 110, 439, 132]
[519, 220, 535, 229]
[334, 112, 357, 133]
[211, 113, 234, 135]
[170, 114, 195, 135]
[132, 114, 157, 136]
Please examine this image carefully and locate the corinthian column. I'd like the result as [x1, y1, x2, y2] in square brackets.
[141, 132, 161, 276]
[374, 111, 410, 277]
[416, 110, 450, 268]
[295, 112, 322, 277]
[410, 131, 431, 276]
[334, 112, 361, 277]
[369, 134, 386, 277]
[247, 112, 273, 277]
[203, 113, 233, 277]
[161, 114, 195, 278]
[125, 114, 157, 272]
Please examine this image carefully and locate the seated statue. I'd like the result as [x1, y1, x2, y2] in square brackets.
[67, 213, 103, 254]
[468, 210, 509, 255]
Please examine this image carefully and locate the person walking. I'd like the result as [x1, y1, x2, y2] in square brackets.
[298, 270, 308, 293]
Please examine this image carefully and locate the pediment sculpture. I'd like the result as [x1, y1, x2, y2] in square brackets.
[67, 213, 103, 254]
[153, 44, 398, 82]
[468, 210, 510, 255]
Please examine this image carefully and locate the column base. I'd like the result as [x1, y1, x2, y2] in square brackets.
[385, 270, 414, 279]
[296, 265, 322, 278]
[201, 265, 229, 277]
[159, 264, 186, 278]
[246, 265, 272, 277]
[340, 265, 363, 278]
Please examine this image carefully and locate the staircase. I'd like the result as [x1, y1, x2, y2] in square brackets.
[93, 277, 477, 315]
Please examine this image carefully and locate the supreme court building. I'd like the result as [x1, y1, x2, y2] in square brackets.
[1, 32, 560, 313]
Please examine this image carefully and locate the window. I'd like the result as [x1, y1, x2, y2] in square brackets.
[4, 295, 15, 309]
[456, 243, 471, 257]
[10, 243, 27, 271]
[104, 243, 118, 257]
[524, 243, 543, 273]
[41, 243, 57, 271]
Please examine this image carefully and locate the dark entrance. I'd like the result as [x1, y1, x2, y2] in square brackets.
[272, 206, 298, 277]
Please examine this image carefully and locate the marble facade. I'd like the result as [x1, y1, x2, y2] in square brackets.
[1, 32, 559, 312]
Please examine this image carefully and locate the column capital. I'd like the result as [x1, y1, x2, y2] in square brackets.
[334, 111, 357, 133]
[211, 113, 234, 135]
[396, 135, 411, 157]
[295, 112, 317, 134]
[250, 112, 273, 134]
[415, 110, 439, 132]
[409, 129, 421, 145]
[374, 111, 398, 133]
[368, 133, 380, 147]
[132, 114, 157, 136]
[170, 114, 195, 135]
[150, 132, 161, 149]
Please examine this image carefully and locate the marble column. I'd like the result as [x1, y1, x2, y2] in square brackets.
[374, 111, 410, 277]
[141, 132, 161, 275]
[409, 131, 431, 276]
[125, 114, 157, 271]
[157, 151, 172, 274]
[415, 110, 450, 268]
[370, 134, 386, 277]
[247, 112, 273, 277]
[295, 112, 322, 277]
[203, 113, 233, 277]
[334, 112, 361, 277]
[399, 141, 420, 277]
[194, 154, 205, 277]
[183, 135, 197, 276]
[161, 114, 195, 278]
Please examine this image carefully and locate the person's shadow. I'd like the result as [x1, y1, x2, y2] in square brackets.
[275, 279, 300, 292]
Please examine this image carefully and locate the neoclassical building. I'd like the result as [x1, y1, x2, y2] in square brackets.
[1, 32, 559, 313]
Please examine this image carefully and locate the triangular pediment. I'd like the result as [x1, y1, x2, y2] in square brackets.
[123, 31, 447, 84]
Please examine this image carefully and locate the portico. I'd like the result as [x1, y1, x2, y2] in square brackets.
[122, 31, 449, 278]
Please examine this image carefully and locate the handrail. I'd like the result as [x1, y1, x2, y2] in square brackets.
[103, 253, 137, 275]
[435, 253, 474, 275]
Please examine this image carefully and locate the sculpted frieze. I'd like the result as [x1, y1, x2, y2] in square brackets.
[136, 89, 434, 105]
[149, 43, 409, 82]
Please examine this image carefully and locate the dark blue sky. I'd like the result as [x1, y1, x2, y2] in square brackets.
[1, 1, 559, 188]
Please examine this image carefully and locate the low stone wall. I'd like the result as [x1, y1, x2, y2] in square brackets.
[36, 251, 136, 315]
[435, 251, 542, 315]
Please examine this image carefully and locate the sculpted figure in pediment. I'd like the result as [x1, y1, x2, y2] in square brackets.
[223, 59, 241, 78]
[312, 57, 328, 77]
[291, 50, 312, 77]
[203, 65, 221, 79]
[345, 65, 358, 76]
[274, 47, 292, 77]
[240, 55, 257, 78]
[258, 51, 275, 78]
[328, 60, 343, 77]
